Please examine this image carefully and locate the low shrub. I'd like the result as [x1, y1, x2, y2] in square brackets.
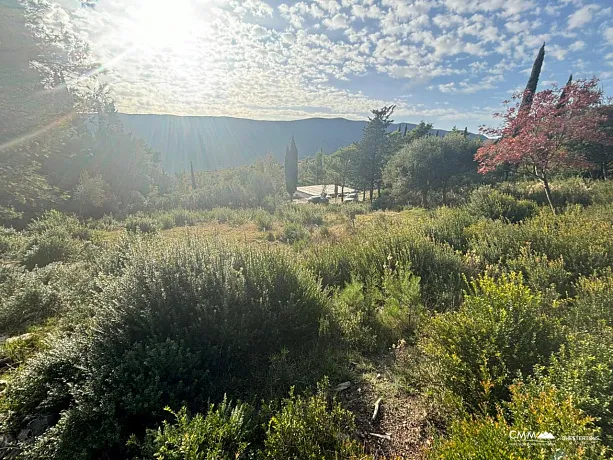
[468, 186, 538, 223]
[2, 241, 328, 458]
[0, 262, 96, 335]
[306, 221, 471, 310]
[21, 229, 86, 270]
[505, 246, 571, 298]
[566, 271, 613, 331]
[125, 216, 160, 234]
[428, 383, 608, 459]
[281, 223, 309, 245]
[425, 206, 477, 252]
[263, 379, 366, 460]
[254, 210, 274, 231]
[533, 327, 613, 446]
[416, 274, 563, 413]
[140, 399, 252, 459]
[0, 227, 25, 260]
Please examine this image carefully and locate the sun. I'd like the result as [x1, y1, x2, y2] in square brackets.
[128, 0, 196, 52]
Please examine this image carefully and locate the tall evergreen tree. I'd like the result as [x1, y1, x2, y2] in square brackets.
[356, 105, 395, 201]
[285, 137, 298, 199]
[520, 43, 545, 111]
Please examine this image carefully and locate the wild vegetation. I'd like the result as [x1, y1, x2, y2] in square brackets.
[2, 2, 613, 459]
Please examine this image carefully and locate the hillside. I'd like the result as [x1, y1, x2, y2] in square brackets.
[118, 114, 477, 174]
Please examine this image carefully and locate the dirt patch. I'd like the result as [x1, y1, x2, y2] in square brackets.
[337, 348, 432, 459]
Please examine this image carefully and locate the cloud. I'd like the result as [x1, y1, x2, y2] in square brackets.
[48, 0, 612, 133]
[567, 4, 599, 29]
[323, 13, 350, 29]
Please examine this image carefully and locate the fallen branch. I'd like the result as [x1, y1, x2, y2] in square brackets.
[369, 432, 391, 440]
[372, 397, 383, 422]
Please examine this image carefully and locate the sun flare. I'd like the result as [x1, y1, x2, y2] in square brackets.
[128, 0, 196, 52]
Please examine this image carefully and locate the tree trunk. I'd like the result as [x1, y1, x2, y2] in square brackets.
[542, 174, 556, 215]
[341, 183, 345, 202]
[603, 162, 608, 181]
[363, 189, 366, 201]
[421, 189, 428, 208]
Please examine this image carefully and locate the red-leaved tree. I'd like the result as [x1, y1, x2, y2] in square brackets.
[475, 78, 609, 213]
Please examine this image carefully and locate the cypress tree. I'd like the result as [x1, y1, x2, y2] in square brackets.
[397, 125, 401, 133]
[285, 137, 298, 200]
[403, 125, 408, 137]
[556, 74, 573, 110]
[463, 127, 468, 138]
[520, 43, 545, 111]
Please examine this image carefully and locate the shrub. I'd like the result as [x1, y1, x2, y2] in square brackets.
[263, 378, 366, 460]
[2, 240, 328, 458]
[125, 216, 160, 234]
[306, 221, 471, 310]
[468, 186, 538, 223]
[141, 399, 252, 460]
[331, 280, 379, 352]
[505, 246, 571, 298]
[276, 204, 325, 226]
[0, 262, 96, 335]
[21, 229, 86, 270]
[0, 227, 25, 260]
[533, 327, 613, 446]
[466, 206, 613, 281]
[416, 274, 563, 413]
[425, 206, 477, 252]
[566, 271, 613, 331]
[254, 210, 274, 231]
[428, 383, 607, 459]
[281, 223, 309, 245]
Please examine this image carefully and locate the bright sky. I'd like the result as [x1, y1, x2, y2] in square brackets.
[53, 0, 613, 131]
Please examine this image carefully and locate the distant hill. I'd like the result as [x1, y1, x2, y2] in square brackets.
[117, 113, 480, 174]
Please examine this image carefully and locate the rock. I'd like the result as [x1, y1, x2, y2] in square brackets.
[334, 381, 351, 392]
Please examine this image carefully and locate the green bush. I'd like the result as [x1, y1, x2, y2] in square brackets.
[416, 274, 563, 413]
[254, 210, 274, 231]
[281, 222, 309, 245]
[533, 327, 613, 446]
[425, 206, 477, 252]
[505, 246, 571, 298]
[428, 383, 607, 459]
[141, 398, 252, 460]
[2, 240, 328, 458]
[125, 216, 160, 234]
[276, 204, 325, 226]
[0, 227, 25, 259]
[263, 379, 366, 460]
[0, 262, 96, 335]
[566, 271, 613, 331]
[468, 186, 538, 223]
[21, 229, 86, 270]
[466, 207, 613, 281]
[306, 221, 471, 310]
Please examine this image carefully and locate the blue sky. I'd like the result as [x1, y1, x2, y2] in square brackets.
[53, 0, 613, 132]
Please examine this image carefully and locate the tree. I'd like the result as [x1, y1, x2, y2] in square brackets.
[384, 133, 480, 207]
[520, 43, 545, 112]
[326, 144, 357, 201]
[476, 78, 609, 214]
[285, 138, 298, 199]
[356, 105, 395, 201]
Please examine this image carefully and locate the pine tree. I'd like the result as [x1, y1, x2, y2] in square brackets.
[356, 105, 395, 201]
[285, 137, 298, 200]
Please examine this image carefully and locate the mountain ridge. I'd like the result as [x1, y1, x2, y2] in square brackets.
[117, 113, 481, 174]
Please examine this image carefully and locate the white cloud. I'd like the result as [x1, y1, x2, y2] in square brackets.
[567, 4, 599, 29]
[323, 13, 350, 30]
[605, 27, 613, 44]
